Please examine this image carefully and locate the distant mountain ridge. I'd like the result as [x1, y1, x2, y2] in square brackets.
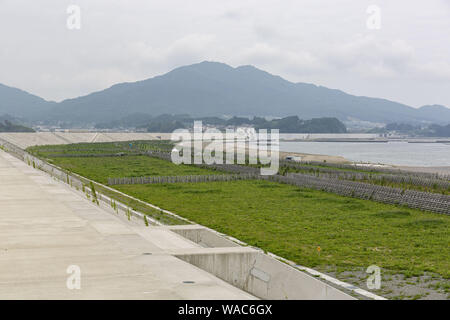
[415, 105, 450, 120]
[0, 83, 55, 119]
[0, 119, 34, 132]
[1, 61, 449, 125]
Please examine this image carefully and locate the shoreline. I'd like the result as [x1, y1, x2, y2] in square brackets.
[394, 166, 450, 176]
[280, 149, 450, 176]
[279, 150, 349, 164]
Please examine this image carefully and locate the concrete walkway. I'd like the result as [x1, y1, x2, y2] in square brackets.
[0, 150, 255, 299]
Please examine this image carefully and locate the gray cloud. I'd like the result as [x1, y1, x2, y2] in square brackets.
[0, 0, 449, 108]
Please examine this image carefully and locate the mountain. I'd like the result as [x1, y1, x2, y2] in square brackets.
[369, 122, 450, 137]
[1, 61, 450, 125]
[0, 83, 55, 119]
[95, 112, 154, 129]
[0, 120, 34, 132]
[0, 113, 24, 124]
[415, 105, 450, 122]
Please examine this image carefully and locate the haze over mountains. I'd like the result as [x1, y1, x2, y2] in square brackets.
[0, 84, 55, 119]
[1, 61, 450, 126]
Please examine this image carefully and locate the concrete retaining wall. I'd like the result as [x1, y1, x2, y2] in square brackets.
[169, 225, 241, 248]
[168, 225, 355, 299]
[175, 250, 354, 300]
[0, 132, 171, 149]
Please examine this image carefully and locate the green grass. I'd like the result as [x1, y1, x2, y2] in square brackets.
[27, 143, 450, 282]
[47, 155, 220, 184]
[115, 180, 450, 278]
[281, 163, 382, 175]
[282, 166, 450, 195]
[97, 183, 188, 225]
[27, 140, 174, 158]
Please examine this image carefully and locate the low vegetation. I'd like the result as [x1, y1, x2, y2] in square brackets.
[27, 141, 450, 299]
[370, 122, 450, 137]
[48, 155, 219, 184]
[115, 180, 449, 278]
[0, 120, 34, 132]
[281, 165, 450, 195]
[95, 114, 347, 133]
[27, 140, 173, 158]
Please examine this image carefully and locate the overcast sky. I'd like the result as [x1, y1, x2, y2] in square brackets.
[1, 0, 449, 108]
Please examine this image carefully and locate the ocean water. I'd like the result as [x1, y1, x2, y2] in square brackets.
[280, 141, 450, 167]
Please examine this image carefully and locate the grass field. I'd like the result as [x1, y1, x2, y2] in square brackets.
[27, 142, 450, 299]
[115, 180, 449, 278]
[282, 167, 449, 195]
[27, 140, 174, 157]
[48, 155, 220, 184]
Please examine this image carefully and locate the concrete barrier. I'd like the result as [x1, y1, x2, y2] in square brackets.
[169, 225, 241, 248]
[167, 225, 356, 299]
[175, 249, 354, 300]
[0, 132, 171, 149]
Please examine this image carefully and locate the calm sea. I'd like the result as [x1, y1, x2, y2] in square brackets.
[280, 141, 450, 167]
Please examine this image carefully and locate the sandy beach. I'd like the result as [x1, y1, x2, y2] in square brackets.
[280, 150, 450, 176]
[395, 166, 450, 176]
[279, 150, 349, 163]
